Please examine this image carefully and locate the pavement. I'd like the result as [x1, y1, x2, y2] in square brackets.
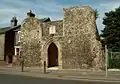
[0, 61, 120, 82]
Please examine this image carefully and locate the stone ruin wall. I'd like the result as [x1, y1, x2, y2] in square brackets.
[41, 20, 63, 41]
[20, 6, 105, 70]
[40, 20, 63, 68]
[62, 6, 104, 70]
[20, 18, 64, 67]
[20, 18, 42, 67]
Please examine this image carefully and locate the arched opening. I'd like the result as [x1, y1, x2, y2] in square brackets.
[48, 42, 58, 68]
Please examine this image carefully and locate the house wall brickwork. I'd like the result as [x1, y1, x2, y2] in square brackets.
[0, 34, 4, 60]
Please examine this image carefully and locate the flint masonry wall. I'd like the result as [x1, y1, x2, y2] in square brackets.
[62, 6, 104, 70]
[40, 20, 63, 68]
[20, 18, 42, 66]
[20, 18, 63, 67]
[20, 6, 104, 70]
[41, 20, 63, 41]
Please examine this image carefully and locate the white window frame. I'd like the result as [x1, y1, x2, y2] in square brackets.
[14, 46, 21, 56]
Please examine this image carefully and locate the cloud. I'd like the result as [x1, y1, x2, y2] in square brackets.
[0, 8, 21, 26]
[93, 1, 120, 34]
[0, 0, 120, 35]
[0, 0, 71, 27]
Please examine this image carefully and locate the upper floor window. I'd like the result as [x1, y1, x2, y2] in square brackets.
[15, 31, 21, 45]
[18, 31, 21, 42]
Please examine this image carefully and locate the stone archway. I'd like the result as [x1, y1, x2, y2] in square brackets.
[48, 42, 58, 68]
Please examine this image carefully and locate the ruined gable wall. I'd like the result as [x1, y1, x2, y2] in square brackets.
[20, 18, 42, 67]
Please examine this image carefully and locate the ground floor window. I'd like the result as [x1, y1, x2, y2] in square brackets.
[14, 46, 20, 56]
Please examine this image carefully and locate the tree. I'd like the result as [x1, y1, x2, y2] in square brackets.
[101, 6, 120, 49]
[94, 9, 101, 40]
[94, 9, 99, 19]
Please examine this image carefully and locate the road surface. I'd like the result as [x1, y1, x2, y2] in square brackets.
[0, 73, 119, 84]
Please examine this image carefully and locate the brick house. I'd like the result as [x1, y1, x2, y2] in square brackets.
[0, 17, 21, 63]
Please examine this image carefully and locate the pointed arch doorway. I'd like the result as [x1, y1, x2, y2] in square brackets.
[48, 42, 58, 68]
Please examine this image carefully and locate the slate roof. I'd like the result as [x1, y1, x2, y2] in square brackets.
[0, 17, 51, 34]
[24, 17, 51, 23]
[6, 25, 21, 32]
[0, 27, 10, 34]
[0, 25, 21, 34]
[38, 17, 51, 22]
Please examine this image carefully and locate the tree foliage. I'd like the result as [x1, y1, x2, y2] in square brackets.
[94, 9, 99, 19]
[101, 7, 120, 49]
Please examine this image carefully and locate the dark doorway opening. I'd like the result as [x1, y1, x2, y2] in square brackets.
[48, 42, 58, 68]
